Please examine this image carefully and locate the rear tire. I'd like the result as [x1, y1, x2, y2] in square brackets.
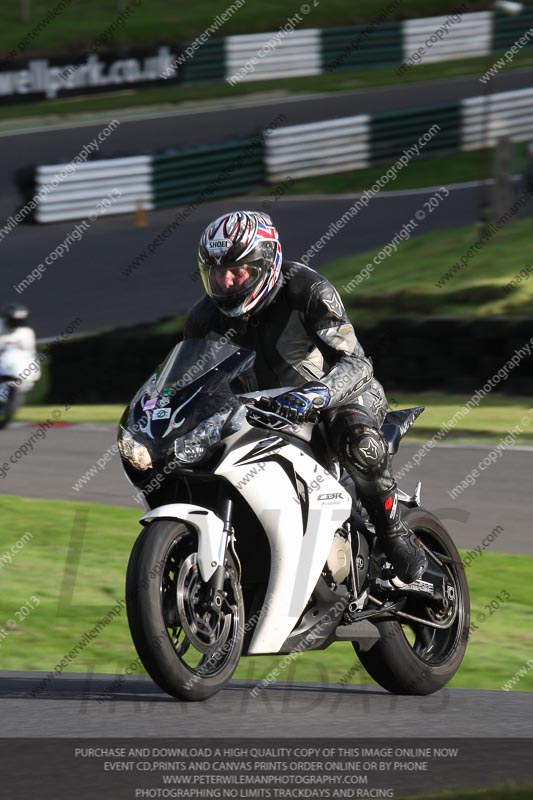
[126, 519, 244, 702]
[355, 507, 469, 695]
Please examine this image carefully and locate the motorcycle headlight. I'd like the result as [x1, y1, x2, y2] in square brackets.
[118, 426, 152, 471]
[174, 410, 231, 464]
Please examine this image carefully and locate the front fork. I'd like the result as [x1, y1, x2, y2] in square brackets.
[201, 492, 235, 614]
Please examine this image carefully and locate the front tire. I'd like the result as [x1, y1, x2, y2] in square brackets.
[355, 507, 470, 695]
[126, 519, 244, 701]
[0, 383, 19, 430]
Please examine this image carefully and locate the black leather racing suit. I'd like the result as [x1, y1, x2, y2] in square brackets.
[184, 261, 404, 545]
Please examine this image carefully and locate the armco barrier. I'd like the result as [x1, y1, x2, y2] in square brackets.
[462, 87, 533, 151]
[180, 37, 226, 84]
[45, 317, 533, 404]
[370, 103, 461, 164]
[492, 7, 533, 50]
[152, 137, 264, 209]
[26, 84, 533, 221]
[34, 156, 153, 224]
[26, 137, 264, 223]
[265, 115, 370, 182]
[322, 20, 402, 72]
[3, 8, 533, 106]
[264, 88, 533, 182]
[402, 11, 492, 66]
[225, 29, 321, 84]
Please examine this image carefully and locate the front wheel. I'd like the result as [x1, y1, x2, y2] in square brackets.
[126, 519, 244, 701]
[0, 382, 19, 430]
[355, 507, 470, 695]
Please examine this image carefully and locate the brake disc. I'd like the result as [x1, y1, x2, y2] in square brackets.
[176, 553, 231, 654]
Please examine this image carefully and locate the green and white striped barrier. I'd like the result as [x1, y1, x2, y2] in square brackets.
[221, 7, 533, 83]
[2, 7, 533, 105]
[26, 86, 533, 222]
[30, 137, 264, 223]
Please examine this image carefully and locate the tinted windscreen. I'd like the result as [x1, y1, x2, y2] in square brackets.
[124, 337, 256, 448]
[155, 338, 250, 394]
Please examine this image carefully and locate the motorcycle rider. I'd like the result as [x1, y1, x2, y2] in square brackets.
[0, 304, 36, 353]
[184, 211, 427, 583]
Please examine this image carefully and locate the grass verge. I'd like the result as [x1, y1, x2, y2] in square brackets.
[286, 145, 529, 195]
[321, 217, 533, 325]
[388, 394, 533, 445]
[0, 1, 496, 56]
[16, 394, 533, 443]
[16, 404, 124, 425]
[0, 495, 531, 693]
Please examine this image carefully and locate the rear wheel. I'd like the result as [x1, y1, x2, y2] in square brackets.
[355, 508, 469, 695]
[126, 519, 244, 701]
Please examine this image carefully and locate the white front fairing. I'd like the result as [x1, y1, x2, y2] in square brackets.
[216, 435, 352, 654]
[140, 503, 226, 582]
[0, 344, 40, 391]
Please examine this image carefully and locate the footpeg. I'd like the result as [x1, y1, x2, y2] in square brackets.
[391, 576, 435, 595]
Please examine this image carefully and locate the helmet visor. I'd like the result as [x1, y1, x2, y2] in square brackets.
[199, 261, 266, 312]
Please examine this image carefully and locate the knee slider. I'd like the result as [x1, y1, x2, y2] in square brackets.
[345, 425, 388, 475]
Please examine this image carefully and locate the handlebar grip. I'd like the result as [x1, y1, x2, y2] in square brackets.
[254, 396, 277, 411]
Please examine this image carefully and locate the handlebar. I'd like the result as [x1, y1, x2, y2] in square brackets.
[244, 396, 321, 429]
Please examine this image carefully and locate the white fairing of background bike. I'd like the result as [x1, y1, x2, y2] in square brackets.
[0, 345, 40, 392]
[216, 440, 352, 654]
[139, 503, 226, 582]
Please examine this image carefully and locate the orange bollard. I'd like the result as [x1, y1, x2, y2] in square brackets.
[135, 200, 147, 227]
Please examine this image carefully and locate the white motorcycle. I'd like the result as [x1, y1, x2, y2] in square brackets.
[120, 338, 469, 701]
[0, 344, 40, 429]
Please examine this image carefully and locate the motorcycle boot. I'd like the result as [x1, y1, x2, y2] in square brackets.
[327, 406, 427, 584]
[358, 484, 428, 584]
